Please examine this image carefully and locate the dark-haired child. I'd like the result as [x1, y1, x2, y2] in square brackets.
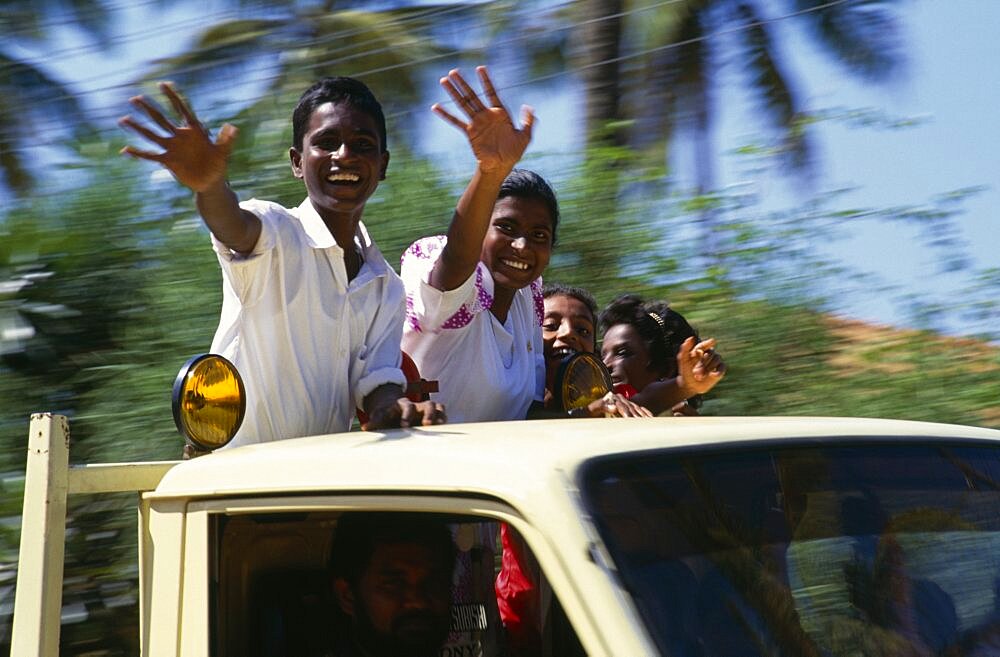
[541, 284, 650, 417]
[541, 283, 597, 373]
[401, 67, 548, 423]
[120, 78, 444, 447]
[600, 294, 726, 415]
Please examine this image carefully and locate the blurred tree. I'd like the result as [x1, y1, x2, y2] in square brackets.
[568, 0, 905, 272]
[2, 116, 998, 656]
[134, 0, 467, 138]
[0, 152, 153, 463]
[575, 0, 904, 181]
[0, 0, 113, 194]
[578, 0, 902, 164]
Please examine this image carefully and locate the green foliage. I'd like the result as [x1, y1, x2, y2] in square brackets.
[0, 5, 996, 652]
[536, 144, 999, 427]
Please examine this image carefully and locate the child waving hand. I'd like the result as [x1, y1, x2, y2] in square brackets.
[402, 67, 548, 423]
[120, 78, 445, 446]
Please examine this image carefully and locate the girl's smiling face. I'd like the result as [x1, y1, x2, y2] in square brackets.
[480, 195, 554, 293]
[601, 323, 662, 392]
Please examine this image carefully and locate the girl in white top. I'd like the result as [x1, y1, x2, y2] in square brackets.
[401, 67, 550, 423]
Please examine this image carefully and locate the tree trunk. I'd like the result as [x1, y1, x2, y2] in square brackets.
[577, 0, 625, 149]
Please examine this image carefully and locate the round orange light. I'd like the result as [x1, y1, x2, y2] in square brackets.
[172, 354, 246, 451]
[555, 352, 613, 412]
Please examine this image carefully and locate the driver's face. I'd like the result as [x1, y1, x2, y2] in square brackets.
[349, 542, 452, 657]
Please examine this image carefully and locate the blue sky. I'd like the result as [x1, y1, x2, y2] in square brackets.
[710, 0, 998, 335]
[28, 0, 1000, 337]
[420, 1, 1000, 337]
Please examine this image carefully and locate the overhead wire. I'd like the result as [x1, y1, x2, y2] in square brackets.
[452, 0, 854, 94]
[1, 0, 163, 38]
[8, 0, 660, 94]
[1, 6, 245, 72]
[3, 0, 548, 130]
[4, 0, 854, 141]
[4, 0, 481, 110]
[4, 0, 470, 72]
[5, 1, 479, 73]
[94, 0, 532, 87]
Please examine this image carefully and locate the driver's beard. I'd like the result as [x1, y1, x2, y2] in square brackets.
[350, 598, 451, 657]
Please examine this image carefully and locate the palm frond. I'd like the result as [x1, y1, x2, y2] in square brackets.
[62, 0, 114, 41]
[788, 0, 904, 81]
[477, 0, 569, 77]
[136, 18, 289, 94]
[1, 0, 113, 42]
[0, 55, 88, 122]
[133, 6, 454, 122]
[734, 1, 812, 171]
[0, 54, 91, 194]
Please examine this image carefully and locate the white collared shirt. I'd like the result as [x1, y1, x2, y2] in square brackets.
[210, 198, 406, 447]
[401, 236, 544, 424]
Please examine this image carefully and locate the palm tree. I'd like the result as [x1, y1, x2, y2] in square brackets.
[576, 0, 903, 180]
[577, 0, 627, 148]
[133, 1, 468, 134]
[571, 0, 903, 265]
[0, 1, 111, 195]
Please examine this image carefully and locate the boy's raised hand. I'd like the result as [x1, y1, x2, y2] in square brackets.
[432, 66, 534, 175]
[119, 82, 237, 193]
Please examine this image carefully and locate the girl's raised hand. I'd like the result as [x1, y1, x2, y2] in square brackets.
[432, 66, 534, 175]
[119, 82, 237, 193]
[677, 337, 727, 396]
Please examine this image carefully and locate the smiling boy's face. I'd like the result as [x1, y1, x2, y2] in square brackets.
[542, 293, 596, 395]
[480, 195, 553, 294]
[289, 101, 389, 228]
[543, 294, 596, 361]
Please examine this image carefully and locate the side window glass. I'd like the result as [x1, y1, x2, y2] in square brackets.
[211, 512, 586, 657]
[583, 444, 1000, 657]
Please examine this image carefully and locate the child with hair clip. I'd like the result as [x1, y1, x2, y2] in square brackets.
[600, 293, 726, 415]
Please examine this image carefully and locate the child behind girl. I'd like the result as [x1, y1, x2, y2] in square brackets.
[541, 284, 650, 417]
[600, 293, 726, 415]
[499, 288, 727, 656]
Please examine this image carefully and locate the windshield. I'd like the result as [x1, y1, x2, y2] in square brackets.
[581, 441, 1000, 657]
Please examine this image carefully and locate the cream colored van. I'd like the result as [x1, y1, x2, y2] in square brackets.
[12, 360, 1000, 656]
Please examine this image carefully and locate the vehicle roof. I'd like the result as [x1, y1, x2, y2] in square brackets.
[150, 416, 1000, 503]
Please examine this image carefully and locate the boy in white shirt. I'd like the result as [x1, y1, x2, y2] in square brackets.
[120, 78, 444, 446]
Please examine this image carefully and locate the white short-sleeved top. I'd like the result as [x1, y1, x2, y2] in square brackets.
[210, 197, 406, 448]
[400, 235, 545, 424]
